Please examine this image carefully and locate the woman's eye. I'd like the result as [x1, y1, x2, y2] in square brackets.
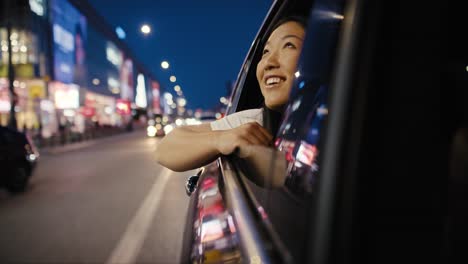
[262, 49, 269, 55]
[284, 42, 296, 49]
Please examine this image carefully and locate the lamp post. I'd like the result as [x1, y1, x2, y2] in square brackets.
[6, 0, 17, 130]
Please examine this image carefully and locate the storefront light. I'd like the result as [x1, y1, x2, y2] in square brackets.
[104, 106, 113, 115]
[64, 109, 75, 117]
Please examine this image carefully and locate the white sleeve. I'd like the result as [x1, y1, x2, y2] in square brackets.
[210, 109, 263, 131]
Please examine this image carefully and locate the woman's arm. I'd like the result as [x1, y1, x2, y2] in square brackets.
[154, 122, 273, 172]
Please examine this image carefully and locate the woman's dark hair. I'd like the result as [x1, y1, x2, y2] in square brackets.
[271, 15, 308, 32]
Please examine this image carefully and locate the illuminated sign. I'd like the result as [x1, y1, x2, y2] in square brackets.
[30, 0, 45, 16]
[120, 59, 134, 100]
[106, 42, 122, 67]
[51, 0, 87, 85]
[151, 81, 161, 114]
[135, 74, 147, 108]
[50, 82, 79, 109]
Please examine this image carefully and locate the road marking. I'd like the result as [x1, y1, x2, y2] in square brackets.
[106, 168, 173, 264]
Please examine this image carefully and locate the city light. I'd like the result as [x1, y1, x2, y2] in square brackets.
[161, 61, 169, 69]
[170, 76, 176, 82]
[141, 24, 151, 35]
[115, 26, 126, 39]
[174, 85, 181, 92]
[92, 78, 100, 85]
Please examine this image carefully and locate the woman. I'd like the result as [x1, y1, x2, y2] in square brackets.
[155, 16, 306, 172]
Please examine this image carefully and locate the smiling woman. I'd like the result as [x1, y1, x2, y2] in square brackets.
[154, 16, 307, 172]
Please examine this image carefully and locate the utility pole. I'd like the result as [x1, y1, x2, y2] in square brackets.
[7, 23, 18, 130]
[6, 0, 18, 130]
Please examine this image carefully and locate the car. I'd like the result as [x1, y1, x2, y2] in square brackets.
[181, 0, 453, 263]
[0, 126, 40, 193]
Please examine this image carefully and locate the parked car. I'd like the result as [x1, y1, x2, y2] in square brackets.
[181, 0, 453, 263]
[0, 126, 39, 193]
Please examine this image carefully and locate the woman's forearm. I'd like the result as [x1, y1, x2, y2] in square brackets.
[154, 125, 221, 172]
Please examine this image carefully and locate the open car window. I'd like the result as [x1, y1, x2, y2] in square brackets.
[232, 0, 347, 261]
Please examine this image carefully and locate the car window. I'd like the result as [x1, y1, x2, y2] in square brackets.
[236, 0, 347, 261]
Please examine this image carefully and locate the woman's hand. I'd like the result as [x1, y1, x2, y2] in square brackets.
[216, 122, 273, 156]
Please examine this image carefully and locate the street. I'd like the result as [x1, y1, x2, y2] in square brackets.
[0, 131, 197, 263]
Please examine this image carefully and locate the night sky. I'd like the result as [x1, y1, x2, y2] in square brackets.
[86, 0, 271, 110]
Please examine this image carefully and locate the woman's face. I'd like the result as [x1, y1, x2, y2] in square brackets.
[256, 21, 305, 111]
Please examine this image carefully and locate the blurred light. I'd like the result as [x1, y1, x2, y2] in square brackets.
[141, 24, 151, 35]
[164, 92, 173, 100]
[171, 103, 177, 109]
[104, 106, 113, 115]
[115, 26, 126, 39]
[215, 113, 222, 119]
[0, 101, 11, 112]
[20, 46, 27, 52]
[220, 97, 227, 104]
[10, 32, 18, 40]
[64, 109, 75, 117]
[466, 65, 468, 72]
[29, 0, 45, 16]
[295, 71, 301, 78]
[1, 45, 7, 52]
[164, 124, 174, 134]
[155, 124, 162, 130]
[162, 116, 169, 123]
[178, 98, 187, 107]
[175, 119, 183, 126]
[20, 82, 26, 89]
[40, 100, 54, 112]
[148, 119, 155, 126]
[136, 74, 147, 108]
[170, 76, 176, 82]
[106, 42, 123, 66]
[161, 61, 169, 69]
[174, 85, 181, 92]
[27, 153, 37, 162]
[147, 125, 157, 137]
[92, 78, 100, 85]
[13, 80, 19, 87]
[299, 81, 305, 89]
[155, 117, 162, 123]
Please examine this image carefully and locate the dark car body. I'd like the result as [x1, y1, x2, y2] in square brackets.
[181, 0, 454, 263]
[0, 126, 39, 193]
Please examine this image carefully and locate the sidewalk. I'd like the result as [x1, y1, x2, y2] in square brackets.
[38, 124, 146, 155]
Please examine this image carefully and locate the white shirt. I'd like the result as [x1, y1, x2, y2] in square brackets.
[210, 108, 263, 131]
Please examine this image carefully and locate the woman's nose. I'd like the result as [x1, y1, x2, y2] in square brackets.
[264, 50, 280, 71]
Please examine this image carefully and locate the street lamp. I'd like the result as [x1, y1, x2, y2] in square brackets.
[161, 61, 169, 69]
[141, 24, 151, 35]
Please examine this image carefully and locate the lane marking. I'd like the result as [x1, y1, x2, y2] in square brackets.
[106, 168, 173, 264]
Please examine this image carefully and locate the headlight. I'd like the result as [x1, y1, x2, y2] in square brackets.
[164, 124, 174, 134]
[147, 126, 157, 137]
[26, 154, 37, 162]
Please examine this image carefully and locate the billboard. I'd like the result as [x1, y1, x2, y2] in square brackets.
[151, 81, 161, 114]
[51, 0, 87, 86]
[120, 58, 134, 100]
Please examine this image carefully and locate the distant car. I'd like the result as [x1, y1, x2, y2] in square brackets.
[0, 126, 39, 193]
